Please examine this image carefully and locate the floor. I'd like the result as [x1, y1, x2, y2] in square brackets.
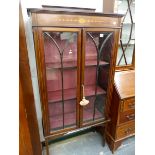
[43, 131, 135, 155]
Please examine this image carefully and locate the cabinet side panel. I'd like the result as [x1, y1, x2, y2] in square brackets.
[33, 28, 50, 136]
[106, 86, 120, 138]
[104, 29, 120, 119]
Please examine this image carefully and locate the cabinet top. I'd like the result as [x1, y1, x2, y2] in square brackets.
[28, 8, 124, 28]
[114, 70, 135, 99]
[27, 8, 124, 18]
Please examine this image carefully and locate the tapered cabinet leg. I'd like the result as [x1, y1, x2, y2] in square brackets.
[45, 138, 50, 155]
[102, 127, 106, 147]
[95, 126, 106, 147]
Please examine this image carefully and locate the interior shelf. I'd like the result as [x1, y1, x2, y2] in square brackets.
[46, 60, 109, 70]
[85, 85, 106, 97]
[85, 60, 109, 67]
[48, 85, 106, 103]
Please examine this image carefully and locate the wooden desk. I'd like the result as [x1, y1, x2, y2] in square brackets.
[106, 70, 135, 153]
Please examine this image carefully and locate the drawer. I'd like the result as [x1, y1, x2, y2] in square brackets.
[119, 109, 135, 124]
[116, 122, 135, 139]
[120, 98, 135, 112]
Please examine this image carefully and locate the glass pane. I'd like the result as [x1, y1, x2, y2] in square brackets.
[116, 0, 135, 23]
[115, 0, 135, 67]
[48, 100, 76, 131]
[83, 32, 114, 124]
[64, 100, 76, 128]
[124, 0, 135, 24]
[49, 101, 63, 130]
[121, 23, 135, 44]
[116, 40, 135, 66]
[131, 23, 135, 40]
[117, 47, 126, 66]
[116, 0, 128, 14]
[121, 23, 131, 44]
[43, 32, 77, 131]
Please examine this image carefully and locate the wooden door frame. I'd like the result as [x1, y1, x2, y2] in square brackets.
[33, 27, 82, 136]
[80, 28, 120, 126]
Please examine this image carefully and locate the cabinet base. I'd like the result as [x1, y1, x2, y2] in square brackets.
[106, 131, 135, 153]
[106, 134, 122, 153]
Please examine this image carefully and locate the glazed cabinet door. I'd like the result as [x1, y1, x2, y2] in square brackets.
[80, 28, 115, 127]
[33, 28, 81, 135]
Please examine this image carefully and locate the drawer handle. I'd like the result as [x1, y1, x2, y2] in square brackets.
[125, 127, 133, 134]
[126, 114, 135, 120]
[128, 103, 135, 109]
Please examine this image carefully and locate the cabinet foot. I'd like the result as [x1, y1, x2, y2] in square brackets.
[106, 134, 122, 153]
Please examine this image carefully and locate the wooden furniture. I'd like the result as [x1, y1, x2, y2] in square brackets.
[28, 8, 123, 154]
[20, 78, 33, 155]
[20, 3, 42, 155]
[115, 0, 135, 70]
[106, 70, 135, 153]
[42, 5, 96, 12]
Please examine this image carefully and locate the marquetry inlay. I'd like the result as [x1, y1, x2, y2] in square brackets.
[54, 17, 109, 24]
[32, 13, 120, 27]
[79, 18, 86, 23]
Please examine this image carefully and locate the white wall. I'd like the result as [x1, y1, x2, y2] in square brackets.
[21, 0, 103, 12]
[21, 0, 103, 142]
[42, 0, 103, 12]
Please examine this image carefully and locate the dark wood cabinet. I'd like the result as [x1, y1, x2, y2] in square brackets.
[106, 70, 135, 153]
[28, 8, 123, 153]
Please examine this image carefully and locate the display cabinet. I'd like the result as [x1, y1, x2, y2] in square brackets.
[28, 8, 123, 154]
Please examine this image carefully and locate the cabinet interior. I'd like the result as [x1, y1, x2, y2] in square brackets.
[43, 31, 114, 131]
